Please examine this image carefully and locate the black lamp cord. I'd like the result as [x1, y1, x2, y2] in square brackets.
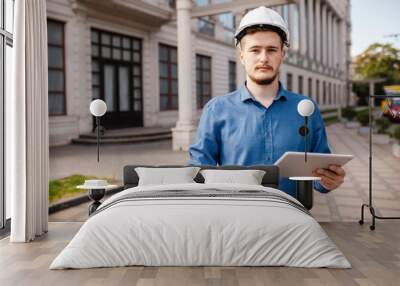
[96, 116, 100, 163]
[299, 117, 309, 163]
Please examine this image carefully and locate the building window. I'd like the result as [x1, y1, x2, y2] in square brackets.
[1, 0, 15, 230]
[323, 81, 326, 105]
[47, 19, 66, 115]
[308, 77, 312, 99]
[328, 82, 332, 105]
[159, 44, 178, 111]
[196, 54, 212, 109]
[333, 83, 337, 105]
[316, 79, 320, 104]
[91, 29, 143, 128]
[298, 75, 303, 94]
[290, 4, 300, 51]
[228, 61, 236, 92]
[286, 73, 293, 92]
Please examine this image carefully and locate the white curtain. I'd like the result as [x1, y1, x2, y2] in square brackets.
[9, 0, 49, 242]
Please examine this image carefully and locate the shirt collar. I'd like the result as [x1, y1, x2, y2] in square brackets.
[239, 81, 288, 102]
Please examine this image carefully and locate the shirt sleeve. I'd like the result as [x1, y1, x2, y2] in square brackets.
[310, 105, 331, 193]
[188, 100, 220, 166]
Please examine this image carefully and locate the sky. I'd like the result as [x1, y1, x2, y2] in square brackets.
[351, 0, 400, 57]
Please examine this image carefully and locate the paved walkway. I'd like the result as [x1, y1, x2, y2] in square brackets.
[49, 123, 400, 222]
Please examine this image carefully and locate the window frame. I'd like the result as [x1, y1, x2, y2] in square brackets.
[196, 54, 212, 109]
[1, 0, 14, 232]
[298, 75, 303, 95]
[308, 77, 312, 99]
[286, 73, 293, 92]
[228, 60, 236, 92]
[47, 18, 67, 116]
[159, 43, 178, 111]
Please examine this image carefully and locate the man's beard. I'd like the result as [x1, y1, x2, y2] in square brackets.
[248, 70, 279, 85]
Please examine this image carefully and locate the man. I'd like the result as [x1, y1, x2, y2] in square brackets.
[188, 6, 345, 198]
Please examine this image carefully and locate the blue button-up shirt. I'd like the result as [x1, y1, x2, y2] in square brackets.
[188, 82, 330, 197]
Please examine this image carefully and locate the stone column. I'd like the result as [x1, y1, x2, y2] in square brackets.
[172, 0, 196, 151]
[327, 11, 332, 68]
[299, 0, 307, 55]
[315, 0, 321, 63]
[321, 4, 327, 65]
[332, 17, 339, 70]
[307, 0, 314, 59]
[233, 9, 246, 89]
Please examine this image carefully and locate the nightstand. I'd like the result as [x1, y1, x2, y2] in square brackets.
[289, 176, 321, 210]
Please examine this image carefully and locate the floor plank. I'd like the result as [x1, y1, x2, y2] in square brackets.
[1, 221, 400, 285]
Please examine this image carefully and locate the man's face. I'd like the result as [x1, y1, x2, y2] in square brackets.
[240, 31, 285, 85]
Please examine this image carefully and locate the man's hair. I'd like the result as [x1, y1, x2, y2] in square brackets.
[238, 25, 286, 49]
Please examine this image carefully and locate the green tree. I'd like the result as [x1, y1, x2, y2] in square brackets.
[353, 43, 400, 83]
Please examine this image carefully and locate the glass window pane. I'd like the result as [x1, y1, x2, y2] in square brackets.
[123, 50, 131, 61]
[134, 101, 141, 111]
[91, 30, 99, 43]
[134, 77, 141, 87]
[171, 49, 177, 63]
[48, 70, 64, 92]
[160, 96, 168, 111]
[160, 79, 168, 94]
[47, 21, 63, 45]
[133, 52, 140, 62]
[102, 46, 111, 58]
[133, 40, 140, 50]
[112, 35, 121, 47]
[112, 48, 121, 60]
[159, 63, 168, 77]
[159, 46, 168, 61]
[119, 66, 130, 112]
[196, 56, 201, 67]
[92, 45, 99, 57]
[171, 64, 177, 79]
[133, 65, 140, 76]
[196, 70, 201, 82]
[92, 87, 100, 99]
[49, 93, 65, 115]
[196, 82, 201, 95]
[134, 89, 141, 99]
[172, 80, 178, 94]
[102, 33, 111, 45]
[92, 61, 99, 72]
[122, 37, 131, 49]
[104, 65, 115, 112]
[203, 83, 210, 95]
[203, 58, 210, 69]
[92, 73, 100, 86]
[5, 0, 14, 33]
[172, 95, 178, 109]
[202, 70, 209, 82]
[48, 47, 63, 68]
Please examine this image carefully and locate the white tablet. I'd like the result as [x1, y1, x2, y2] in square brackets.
[274, 152, 354, 177]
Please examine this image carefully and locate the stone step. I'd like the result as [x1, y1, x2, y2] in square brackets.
[72, 133, 172, 145]
[72, 127, 173, 145]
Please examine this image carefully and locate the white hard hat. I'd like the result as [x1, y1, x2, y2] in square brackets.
[234, 6, 290, 47]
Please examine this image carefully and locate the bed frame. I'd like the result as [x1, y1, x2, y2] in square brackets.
[123, 165, 279, 189]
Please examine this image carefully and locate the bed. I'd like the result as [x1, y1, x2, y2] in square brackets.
[50, 165, 351, 269]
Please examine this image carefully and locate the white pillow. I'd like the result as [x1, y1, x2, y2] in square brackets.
[200, 169, 266, 185]
[135, 167, 201, 186]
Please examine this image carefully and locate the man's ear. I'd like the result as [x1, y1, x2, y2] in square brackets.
[239, 45, 245, 65]
[281, 47, 286, 63]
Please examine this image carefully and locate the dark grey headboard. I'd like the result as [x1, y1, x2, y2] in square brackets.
[123, 165, 279, 189]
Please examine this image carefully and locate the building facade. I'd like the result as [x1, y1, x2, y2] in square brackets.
[46, 0, 352, 146]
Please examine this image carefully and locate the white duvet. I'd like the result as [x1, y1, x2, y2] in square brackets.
[50, 183, 351, 269]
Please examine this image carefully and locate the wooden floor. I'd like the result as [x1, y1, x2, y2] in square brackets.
[1, 221, 400, 286]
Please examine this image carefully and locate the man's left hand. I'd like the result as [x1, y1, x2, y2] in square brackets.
[312, 165, 346, 191]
